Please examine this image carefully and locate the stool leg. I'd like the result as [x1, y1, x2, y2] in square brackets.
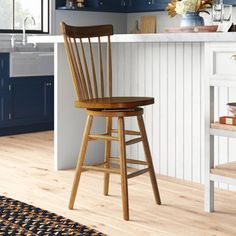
[137, 115, 161, 205]
[104, 117, 112, 196]
[69, 115, 93, 209]
[118, 117, 129, 221]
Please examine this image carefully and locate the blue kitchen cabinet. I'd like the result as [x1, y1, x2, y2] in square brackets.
[56, 0, 66, 8]
[9, 76, 54, 127]
[56, 0, 97, 10]
[154, 0, 169, 11]
[56, 0, 125, 12]
[0, 53, 54, 136]
[97, 0, 126, 12]
[126, 0, 169, 12]
[56, 0, 236, 12]
[126, 0, 152, 12]
[0, 54, 11, 129]
[55, 0, 168, 12]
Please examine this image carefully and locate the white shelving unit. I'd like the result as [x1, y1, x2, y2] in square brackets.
[205, 42, 236, 212]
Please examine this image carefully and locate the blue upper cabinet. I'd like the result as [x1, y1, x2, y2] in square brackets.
[56, 0, 169, 12]
[56, 0, 125, 12]
[56, 0, 235, 12]
[126, 0, 169, 12]
[97, 0, 126, 12]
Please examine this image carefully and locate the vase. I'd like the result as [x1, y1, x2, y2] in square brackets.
[180, 12, 204, 27]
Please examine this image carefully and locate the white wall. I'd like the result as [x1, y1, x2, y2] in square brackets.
[127, 11, 181, 33]
[54, 11, 127, 34]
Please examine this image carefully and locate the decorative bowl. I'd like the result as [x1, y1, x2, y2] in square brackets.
[227, 102, 236, 116]
[165, 25, 218, 33]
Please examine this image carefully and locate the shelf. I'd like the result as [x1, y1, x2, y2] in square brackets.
[57, 6, 82, 10]
[56, 6, 125, 13]
[210, 122, 236, 138]
[211, 161, 236, 179]
[57, 6, 97, 11]
[210, 123, 236, 184]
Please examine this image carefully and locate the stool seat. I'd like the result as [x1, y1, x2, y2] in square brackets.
[75, 96, 154, 109]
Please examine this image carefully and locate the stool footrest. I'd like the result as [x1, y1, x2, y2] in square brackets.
[126, 137, 144, 146]
[110, 157, 147, 166]
[88, 134, 118, 141]
[111, 129, 141, 136]
[127, 168, 150, 179]
[82, 165, 120, 174]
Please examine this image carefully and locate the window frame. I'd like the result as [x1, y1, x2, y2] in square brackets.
[0, 0, 49, 34]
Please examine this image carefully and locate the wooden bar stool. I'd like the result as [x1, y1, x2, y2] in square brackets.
[61, 22, 161, 221]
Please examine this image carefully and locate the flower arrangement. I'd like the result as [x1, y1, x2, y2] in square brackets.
[166, 0, 212, 17]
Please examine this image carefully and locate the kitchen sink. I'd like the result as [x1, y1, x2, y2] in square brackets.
[10, 51, 54, 77]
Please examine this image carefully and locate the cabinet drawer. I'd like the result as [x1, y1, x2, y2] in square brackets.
[209, 43, 236, 84]
[213, 51, 236, 77]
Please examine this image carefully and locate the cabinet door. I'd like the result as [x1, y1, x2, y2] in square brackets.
[0, 53, 10, 128]
[126, 0, 150, 12]
[126, 0, 168, 12]
[85, 0, 99, 8]
[56, 0, 66, 8]
[9, 76, 54, 127]
[97, 0, 125, 12]
[155, 0, 169, 11]
[0, 78, 10, 126]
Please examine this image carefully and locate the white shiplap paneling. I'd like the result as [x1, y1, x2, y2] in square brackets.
[111, 42, 228, 184]
[175, 43, 184, 180]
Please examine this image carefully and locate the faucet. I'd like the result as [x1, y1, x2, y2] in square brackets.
[22, 15, 36, 45]
[11, 34, 16, 48]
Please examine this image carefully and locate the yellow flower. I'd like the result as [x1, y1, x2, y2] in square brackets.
[166, 0, 213, 17]
[176, 0, 198, 15]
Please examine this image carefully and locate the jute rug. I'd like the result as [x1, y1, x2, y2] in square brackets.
[0, 195, 106, 235]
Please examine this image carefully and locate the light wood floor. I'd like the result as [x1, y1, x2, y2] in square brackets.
[1, 131, 236, 235]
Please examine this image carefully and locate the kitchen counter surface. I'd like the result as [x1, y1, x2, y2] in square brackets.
[29, 32, 236, 43]
[0, 47, 54, 53]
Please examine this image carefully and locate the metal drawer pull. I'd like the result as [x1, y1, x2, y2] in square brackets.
[231, 54, 236, 60]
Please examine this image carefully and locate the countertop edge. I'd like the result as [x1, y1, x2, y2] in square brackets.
[28, 32, 236, 43]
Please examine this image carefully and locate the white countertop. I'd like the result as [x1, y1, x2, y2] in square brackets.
[28, 32, 236, 43]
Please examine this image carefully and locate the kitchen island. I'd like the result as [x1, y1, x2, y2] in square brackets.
[28, 33, 236, 191]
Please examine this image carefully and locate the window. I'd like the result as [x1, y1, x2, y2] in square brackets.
[0, 0, 49, 33]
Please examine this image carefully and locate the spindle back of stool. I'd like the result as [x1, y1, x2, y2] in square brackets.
[60, 22, 113, 101]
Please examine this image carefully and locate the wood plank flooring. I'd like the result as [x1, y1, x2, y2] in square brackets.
[0, 131, 236, 235]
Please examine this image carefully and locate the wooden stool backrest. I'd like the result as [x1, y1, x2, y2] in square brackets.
[60, 22, 113, 101]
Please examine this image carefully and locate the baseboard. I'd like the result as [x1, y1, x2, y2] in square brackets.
[0, 123, 54, 136]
